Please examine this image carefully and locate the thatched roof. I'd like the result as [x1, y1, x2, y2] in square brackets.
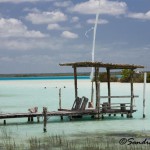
[59, 61, 144, 69]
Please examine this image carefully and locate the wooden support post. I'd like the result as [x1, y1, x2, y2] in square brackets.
[28, 117, 30, 122]
[127, 114, 129, 118]
[130, 69, 134, 117]
[43, 107, 47, 132]
[143, 72, 147, 118]
[107, 68, 111, 105]
[31, 116, 34, 122]
[121, 114, 124, 117]
[74, 67, 78, 99]
[59, 88, 62, 109]
[37, 116, 40, 123]
[4, 120, 6, 125]
[69, 116, 73, 121]
[95, 67, 100, 119]
[60, 116, 63, 121]
[91, 81, 94, 103]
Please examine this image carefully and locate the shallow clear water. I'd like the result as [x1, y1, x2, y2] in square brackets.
[0, 79, 150, 141]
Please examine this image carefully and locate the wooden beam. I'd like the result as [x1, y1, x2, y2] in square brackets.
[73, 67, 78, 99]
[107, 68, 111, 104]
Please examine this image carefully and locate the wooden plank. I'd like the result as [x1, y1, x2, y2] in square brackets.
[102, 105, 135, 108]
[100, 95, 139, 98]
[100, 103, 130, 105]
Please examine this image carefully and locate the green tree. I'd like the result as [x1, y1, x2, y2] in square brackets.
[120, 69, 133, 82]
[99, 72, 118, 82]
[147, 72, 150, 83]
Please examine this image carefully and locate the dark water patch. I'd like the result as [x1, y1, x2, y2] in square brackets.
[0, 94, 16, 97]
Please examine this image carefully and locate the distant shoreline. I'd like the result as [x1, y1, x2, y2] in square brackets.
[0, 72, 90, 78]
[0, 71, 122, 78]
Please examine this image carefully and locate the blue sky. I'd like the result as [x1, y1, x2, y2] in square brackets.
[0, 0, 150, 73]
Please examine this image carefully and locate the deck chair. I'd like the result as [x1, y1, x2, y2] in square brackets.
[28, 107, 38, 113]
[80, 97, 88, 110]
[72, 97, 82, 110]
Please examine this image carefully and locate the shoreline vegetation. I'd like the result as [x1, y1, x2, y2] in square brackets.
[0, 70, 150, 83]
[0, 127, 150, 150]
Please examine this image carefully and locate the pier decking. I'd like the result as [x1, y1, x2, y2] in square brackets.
[0, 110, 96, 119]
[0, 108, 136, 120]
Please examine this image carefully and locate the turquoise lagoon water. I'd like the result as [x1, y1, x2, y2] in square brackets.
[0, 77, 150, 141]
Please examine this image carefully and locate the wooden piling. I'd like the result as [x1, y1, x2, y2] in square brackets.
[107, 68, 111, 104]
[73, 67, 78, 99]
[31, 116, 34, 122]
[59, 88, 62, 109]
[95, 67, 100, 119]
[4, 120, 6, 125]
[43, 107, 47, 132]
[143, 72, 147, 118]
[130, 69, 134, 116]
[28, 117, 30, 122]
[37, 116, 40, 123]
[60, 116, 63, 121]
[91, 81, 94, 103]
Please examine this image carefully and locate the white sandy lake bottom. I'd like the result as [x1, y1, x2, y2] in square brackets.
[0, 79, 150, 142]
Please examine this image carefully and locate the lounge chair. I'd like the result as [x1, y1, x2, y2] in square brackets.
[80, 97, 88, 110]
[72, 97, 82, 110]
[58, 96, 89, 111]
[28, 107, 38, 113]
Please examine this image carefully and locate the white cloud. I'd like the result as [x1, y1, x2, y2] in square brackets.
[87, 18, 109, 24]
[23, 8, 40, 13]
[71, 16, 79, 23]
[54, 1, 71, 7]
[0, 18, 47, 38]
[0, 56, 12, 62]
[70, 0, 127, 16]
[0, 37, 65, 51]
[128, 11, 150, 20]
[61, 31, 78, 39]
[47, 23, 62, 30]
[0, 0, 53, 3]
[74, 23, 82, 29]
[26, 11, 67, 24]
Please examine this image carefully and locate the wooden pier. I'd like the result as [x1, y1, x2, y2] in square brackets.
[0, 61, 145, 128]
[0, 108, 136, 121]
